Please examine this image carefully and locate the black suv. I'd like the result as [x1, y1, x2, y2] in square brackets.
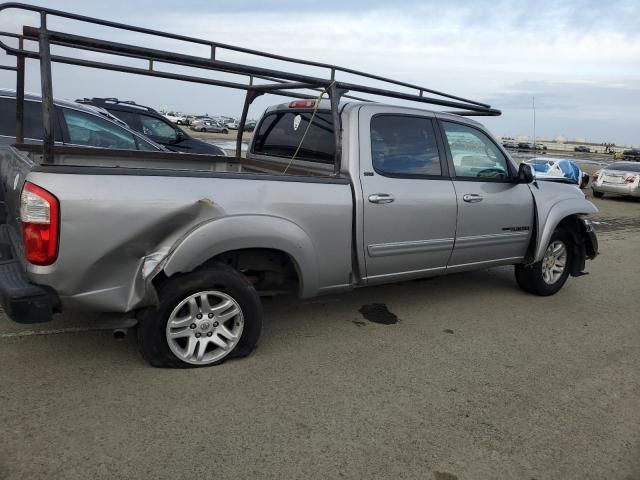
[76, 98, 225, 156]
[622, 149, 640, 162]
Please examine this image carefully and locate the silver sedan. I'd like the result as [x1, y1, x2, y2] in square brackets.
[591, 161, 640, 198]
[189, 120, 229, 134]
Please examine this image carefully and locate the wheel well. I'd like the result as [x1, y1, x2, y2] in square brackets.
[193, 248, 300, 296]
[557, 215, 589, 276]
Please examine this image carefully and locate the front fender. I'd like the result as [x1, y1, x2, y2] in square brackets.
[162, 215, 319, 298]
[533, 197, 598, 262]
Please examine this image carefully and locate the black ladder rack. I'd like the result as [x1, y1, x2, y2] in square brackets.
[0, 2, 501, 173]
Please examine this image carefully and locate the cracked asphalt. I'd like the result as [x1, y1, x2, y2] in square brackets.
[1, 192, 639, 480]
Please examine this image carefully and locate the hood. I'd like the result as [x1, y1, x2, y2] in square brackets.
[529, 178, 592, 208]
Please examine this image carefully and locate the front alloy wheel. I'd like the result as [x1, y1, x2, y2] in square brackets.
[515, 228, 572, 296]
[541, 241, 567, 285]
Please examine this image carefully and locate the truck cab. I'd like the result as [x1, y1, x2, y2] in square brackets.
[247, 100, 596, 287]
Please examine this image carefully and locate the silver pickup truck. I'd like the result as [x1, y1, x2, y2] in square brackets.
[0, 3, 597, 368]
[0, 98, 598, 368]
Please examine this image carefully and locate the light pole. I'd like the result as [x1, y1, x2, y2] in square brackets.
[532, 95, 536, 147]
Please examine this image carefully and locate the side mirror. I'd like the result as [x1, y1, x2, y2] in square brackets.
[517, 163, 534, 184]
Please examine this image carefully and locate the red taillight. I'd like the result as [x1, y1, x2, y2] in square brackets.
[288, 99, 316, 108]
[625, 175, 639, 184]
[20, 182, 59, 265]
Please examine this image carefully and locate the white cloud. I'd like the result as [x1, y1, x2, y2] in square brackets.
[0, 1, 638, 143]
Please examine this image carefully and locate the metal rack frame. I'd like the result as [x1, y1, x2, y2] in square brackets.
[0, 2, 501, 174]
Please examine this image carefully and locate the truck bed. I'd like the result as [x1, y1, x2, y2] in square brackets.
[0, 145, 354, 312]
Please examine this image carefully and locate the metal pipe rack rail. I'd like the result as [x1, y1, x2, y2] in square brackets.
[0, 2, 501, 174]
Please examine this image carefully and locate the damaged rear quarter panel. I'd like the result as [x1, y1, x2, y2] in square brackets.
[24, 171, 353, 312]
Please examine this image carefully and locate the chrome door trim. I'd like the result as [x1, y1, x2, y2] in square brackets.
[368, 237, 454, 258]
[446, 256, 524, 269]
[454, 231, 529, 249]
[365, 265, 446, 281]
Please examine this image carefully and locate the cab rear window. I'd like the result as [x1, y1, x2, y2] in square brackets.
[252, 111, 335, 163]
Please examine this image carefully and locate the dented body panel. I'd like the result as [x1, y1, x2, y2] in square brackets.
[1, 147, 352, 311]
[527, 181, 598, 263]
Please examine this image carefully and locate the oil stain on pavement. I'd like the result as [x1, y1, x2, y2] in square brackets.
[358, 303, 398, 325]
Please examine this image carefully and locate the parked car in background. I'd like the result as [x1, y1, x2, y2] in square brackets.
[0, 90, 163, 151]
[591, 162, 640, 198]
[502, 140, 518, 148]
[0, 90, 165, 224]
[190, 120, 229, 133]
[621, 148, 640, 162]
[243, 120, 257, 132]
[76, 98, 225, 156]
[574, 145, 591, 153]
[517, 142, 532, 150]
[534, 143, 547, 151]
[224, 119, 240, 130]
[525, 157, 589, 189]
[163, 112, 188, 125]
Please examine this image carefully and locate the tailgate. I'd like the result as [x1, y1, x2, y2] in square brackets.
[0, 146, 57, 323]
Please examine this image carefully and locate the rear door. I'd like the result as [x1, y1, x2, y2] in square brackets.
[359, 107, 457, 284]
[439, 119, 534, 267]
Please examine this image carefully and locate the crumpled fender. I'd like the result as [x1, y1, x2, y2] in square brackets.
[162, 214, 319, 298]
[531, 186, 598, 262]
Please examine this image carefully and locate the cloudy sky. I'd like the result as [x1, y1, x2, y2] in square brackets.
[0, 0, 638, 145]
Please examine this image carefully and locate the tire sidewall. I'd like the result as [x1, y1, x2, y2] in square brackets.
[516, 229, 572, 296]
[137, 265, 262, 368]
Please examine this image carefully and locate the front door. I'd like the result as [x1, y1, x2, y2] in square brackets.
[439, 120, 534, 267]
[359, 108, 457, 284]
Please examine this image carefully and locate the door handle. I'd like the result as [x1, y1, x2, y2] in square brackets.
[463, 193, 483, 203]
[368, 193, 395, 204]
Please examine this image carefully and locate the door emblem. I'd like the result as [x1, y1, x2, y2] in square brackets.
[13, 173, 19, 190]
[501, 226, 530, 232]
[293, 114, 301, 131]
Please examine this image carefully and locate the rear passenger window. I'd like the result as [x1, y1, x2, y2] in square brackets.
[252, 111, 335, 163]
[62, 107, 139, 150]
[0, 98, 46, 140]
[370, 115, 442, 177]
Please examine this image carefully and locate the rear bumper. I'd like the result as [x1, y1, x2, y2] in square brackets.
[592, 183, 640, 197]
[0, 225, 58, 323]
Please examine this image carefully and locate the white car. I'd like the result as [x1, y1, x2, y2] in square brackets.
[224, 120, 239, 130]
[591, 162, 640, 198]
[525, 158, 589, 189]
[163, 112, 188, 125]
